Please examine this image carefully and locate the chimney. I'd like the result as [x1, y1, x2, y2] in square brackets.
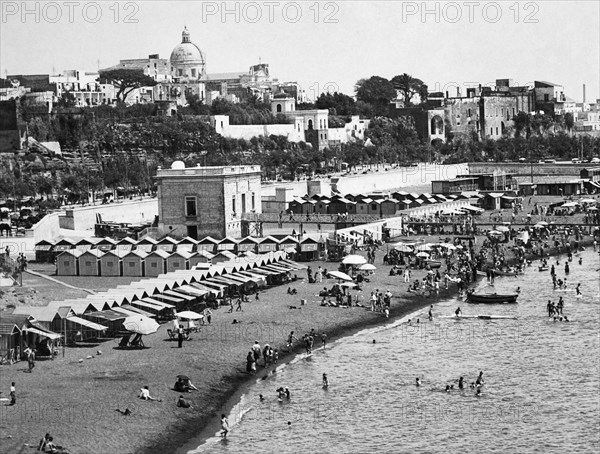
[583, 84, 586, 103]
[446, 91, 449, 98]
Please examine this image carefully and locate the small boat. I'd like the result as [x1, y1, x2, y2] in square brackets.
[467, 292, 519, 304]
[538, 266, 548, 271]
[492, 269, 519, 277]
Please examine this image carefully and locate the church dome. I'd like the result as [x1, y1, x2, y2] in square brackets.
[170, 27, 206, 68]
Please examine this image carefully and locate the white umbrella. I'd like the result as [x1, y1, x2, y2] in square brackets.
[359, 263, 376, 271]
[340, 282, 358, 288]
[415, 243, 433, 252]
[439, 243, 456, 250]
[328, 271, 353, 281]
[561, 202, 578, 208]
[176, 310, 204, 320]
[536, 221, 549, 226]
[122, 316, 159, 335]
[496, 226, 510, 232]
[342, 255, 367, 265]
[395, 244, 413, 252]
[489, 230, 503, 236]
[416, 252, 430, 258]
[579, 198, 595, 203]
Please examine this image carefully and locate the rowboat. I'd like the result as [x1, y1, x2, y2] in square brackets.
[539, 266, 548, 271]
[467, 292, 519, 304]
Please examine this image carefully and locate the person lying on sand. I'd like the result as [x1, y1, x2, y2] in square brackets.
[139, 386, 161, 402]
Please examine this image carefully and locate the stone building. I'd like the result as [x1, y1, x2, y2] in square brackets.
[155, 162, 262, 240]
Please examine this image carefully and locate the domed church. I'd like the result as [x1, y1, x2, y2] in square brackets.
[170, 27, 206, 81]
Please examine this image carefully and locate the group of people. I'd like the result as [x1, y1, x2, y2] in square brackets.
[246, 340, 280, 374]
[369, 289, 393, 317]
[415, 371, 486, 396]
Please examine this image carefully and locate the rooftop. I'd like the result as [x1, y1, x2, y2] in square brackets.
[155, 164, 262, 178]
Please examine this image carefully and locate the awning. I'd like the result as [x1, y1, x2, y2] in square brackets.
[139, 298, 175, 309]
[150, 293, 181, 303]
[112, 306, 142, 317]
[189, 283, 220, 295]
[280, 259, 307, 270]
[162, 289, 193, 301]
[261, 265, 289, 273]
[248, 267, 279, 276]
[35, 245, 53, 251]
[115, 305, 154, 318]
[227, 273, 253, 283]
[24, 327, 61, 340]
[85, 310, 127, 321]
[207, 276, 242, 286]
[66, 316, 108, 331]
[199, 280, 228, 291]
[238, 271, 267, 285]
[176, 285, 208, 297]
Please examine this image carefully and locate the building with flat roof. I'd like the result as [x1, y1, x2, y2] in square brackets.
[155, 163, 262, 240]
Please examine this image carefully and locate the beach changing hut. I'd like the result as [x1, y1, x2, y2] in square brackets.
[53, 238, 76, 255]
[156, 237, 178, 253]
[166, 250, 192, 273]
[115, 237, 137, 255]
[258, 236, 280, 254]
[34, 240, 55, 263]
[189, 250, 213, 268]
[74, 238, 96, 254]
[136, 237, 157, 254]
[122, 250, 148, 277]
[217, 237, 238, 253]
[100, 249, 127, 277]
[95, 237, 116, 253]
[197, 236, 219, 254]
[78, 249, 103, 276]
[177, 237, 198, 254]
[145, 250, 170, 277]
[298, 237, 319, 261]
[237, 236, 259, 254]
[56, 250, 82, 276]
[212, 250, 237, 264]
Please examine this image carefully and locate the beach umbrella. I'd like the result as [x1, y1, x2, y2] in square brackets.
[561, 202, 578, 208]
[328, 271, 353, 281]
[496, 226, 510, 233]
[416, 252, 430, 258]
[123, 316, 159, 335]
[340, 282, 358, 288]
[177, 374, 190, 380]
[580, 198, 595, 203]
[176, 310, 204, 320]
[439, 243, 456, 250]
[489, 230, 503, 236]
[359, 263, 376, 271]
[415, 243, 433, 252]
[342, 255, 367, 265]
[588, 207, 598, 211]
[536, 221, 549, 226]
[394, 244, 413, 252]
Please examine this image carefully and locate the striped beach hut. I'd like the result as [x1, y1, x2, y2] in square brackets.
[56, 249, 82, 276]
[144, 250, 170, 277]
[79, 249, 103, 276]
[122, 250, 148, 277]
[166, 250, 192, 273]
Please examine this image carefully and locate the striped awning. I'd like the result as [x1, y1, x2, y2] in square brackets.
[66, 316, 108, 331]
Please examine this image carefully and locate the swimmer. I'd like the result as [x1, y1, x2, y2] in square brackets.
[564, 316, 570, 322]
[516, 287, 521, 294]
[476, 371, 484, 386]
[373, 339, 376, 344]
[445, 385, 451, 393]
[455, 307, 462, 317]
[458, 377, 464, 389]
[259, 394, 264, 402]
[220, 414, 229, 438]
[578, 257, 582, 265]
[415, 378, 421, 387]
[576, 283, 581, 296]
[285, 387, 290, 399]
[323, 374, 329, 388]
[470, 382, 476, 389]
[476, 388, 482, 397]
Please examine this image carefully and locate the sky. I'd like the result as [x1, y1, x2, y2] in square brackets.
[1, 1, 599, 102]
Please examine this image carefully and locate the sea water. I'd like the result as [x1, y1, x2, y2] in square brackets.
[188, 249, 600, 454]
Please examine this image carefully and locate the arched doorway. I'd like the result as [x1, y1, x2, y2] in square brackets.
[277, 104, 282, 113]
[308, 119, 313, 130]
[430, 115, 443, 135]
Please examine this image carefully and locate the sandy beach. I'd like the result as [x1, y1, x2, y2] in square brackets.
[1, 229, 595, 454]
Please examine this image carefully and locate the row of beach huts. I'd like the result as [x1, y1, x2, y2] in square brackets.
[1, 251, 306, 363]
[36, 234, 325, 276]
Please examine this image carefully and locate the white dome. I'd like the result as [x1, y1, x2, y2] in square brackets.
[170, 27, 205, 68]
[171, 161, 185, 170]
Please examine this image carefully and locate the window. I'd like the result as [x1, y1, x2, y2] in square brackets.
[85, 261, 92, 266]
[151, 262, 157, 268]
[232, 196, 236, 214]
[128, 262, 135, 267]
[191, 68, 196, 78]
[467, 108, 471, 117]
[173, 262, 180, 268]
[178, 69, 183, 76]
[185, 196, 197, 216]
[496, 127, 499, 135]
[64, 261, 69, 267]
[107, 262, 113, 267]
[241, 193, 246, 213]
[490, 128, 493, 135]
[251, 193, 255, 210]
[512, 108, 515, 117]
[544, 94, 549, 102]
[277, 104, 282, 113]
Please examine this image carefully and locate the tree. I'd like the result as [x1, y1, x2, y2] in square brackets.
[98, 69, 157, 104]
[355, 76, 396, 111]
[391, 73, 427, 106]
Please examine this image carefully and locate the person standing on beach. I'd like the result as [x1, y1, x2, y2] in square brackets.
[177, 326, 184, 348]
[204, 308, 212, 325]
[9, 382, 16, 405]
[252, 341, 261, 362]
[24, 347, 35, 372]
[246, 352, 255, 374]
[428, 305, 434, 321]
[236, 298, 243, 312]
[286, 331, 296, 351]
[321, 333, 328, 349]
[220, 414, 229, 438]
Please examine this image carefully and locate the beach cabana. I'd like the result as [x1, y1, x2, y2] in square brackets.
[115, 237, 137, 255]
[156, 237, 178, 253]
[237, 236, 259, 254]
[78, 249, 103, 276]
[135, 237, 157, 254]
[82, 309, 127, 338]
[0, 314, 29, 362]
[212, 250, 237, 264]
[258, 236, 280, 253]
[177, 237, 198, 254]
[144, 250, 170, 277]
[100, 249, 127, 277]
[53, 238, 76, 254]
[34, 239, 55, 263]
[298, 237, 319, 261]
[56, 249, 82, 276]
[74, 238, 96, 253]
[122, 250, 148, 277]
[166, 250, 192, 273]
[197, 236, 219, 254]
[217, 237, 238, 253]
[94, 237, 116, 253]
[189, 250, 213, 267]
